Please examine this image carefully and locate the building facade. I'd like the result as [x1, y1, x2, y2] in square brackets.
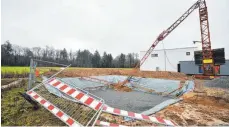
[140, 47, 198, 72]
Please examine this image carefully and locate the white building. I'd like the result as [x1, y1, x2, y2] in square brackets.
[140, 47, 198, 72]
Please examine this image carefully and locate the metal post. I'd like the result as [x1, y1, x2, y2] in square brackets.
[29, 64, 71, 91]
[28, 58, 33, 90]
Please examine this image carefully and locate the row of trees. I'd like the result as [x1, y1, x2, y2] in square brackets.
[1, 41, 140, 68]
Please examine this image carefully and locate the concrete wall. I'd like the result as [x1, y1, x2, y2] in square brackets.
[180, 60, 229, 75]
[140, 47, 198, 72]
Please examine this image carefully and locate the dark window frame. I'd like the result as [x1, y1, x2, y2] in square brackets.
[186, 52, 190, 56]
[151, 54, 158, 57]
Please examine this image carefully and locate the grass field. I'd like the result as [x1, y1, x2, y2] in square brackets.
[1, 66, 132, 75]
[1, 67, 30, 74]
[1, 66, 131, 72]
[1, 66, 62, 75]
[1, 66, 56, 78]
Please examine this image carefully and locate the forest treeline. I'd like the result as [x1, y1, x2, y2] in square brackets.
[1, 41, 140, 68]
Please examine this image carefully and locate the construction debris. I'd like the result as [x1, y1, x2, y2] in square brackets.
[112, 80, 132, 92]
[1, 79, 25, 91]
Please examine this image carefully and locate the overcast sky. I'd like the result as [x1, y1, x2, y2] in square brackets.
[1, 0, 229, 58]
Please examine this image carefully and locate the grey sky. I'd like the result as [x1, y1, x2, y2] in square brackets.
[1, 0, 229, 58]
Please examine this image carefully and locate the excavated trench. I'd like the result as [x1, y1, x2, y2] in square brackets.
[45, 75, 194, 114]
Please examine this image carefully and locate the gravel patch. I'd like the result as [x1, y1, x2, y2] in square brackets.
[205, 76, 229, 89]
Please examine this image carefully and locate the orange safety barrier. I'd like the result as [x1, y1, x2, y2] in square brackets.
[35, 68, 40, 77]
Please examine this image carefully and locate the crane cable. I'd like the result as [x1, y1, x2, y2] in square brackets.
[161, 41, 186, 95]
[161, 41, 177, 70]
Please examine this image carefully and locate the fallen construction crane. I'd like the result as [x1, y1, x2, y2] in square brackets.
[74, 0, 216, 91]
[113, 0, 215, 89]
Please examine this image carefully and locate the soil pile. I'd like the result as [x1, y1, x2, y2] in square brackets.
[156, 87, 229, 126]
[44, 68, 187, 81]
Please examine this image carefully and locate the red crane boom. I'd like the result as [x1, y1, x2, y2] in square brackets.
[82, 0, 215, 88]
[136, 0, 214, 75]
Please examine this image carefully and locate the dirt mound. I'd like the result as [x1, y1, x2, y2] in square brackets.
[112, 80, 132, 92]
[42, 69, 59, 77]
[156, 87, 229, 126]
[44, 68, 187, 80]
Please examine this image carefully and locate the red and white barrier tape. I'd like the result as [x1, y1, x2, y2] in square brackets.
[102, 105, 176, 126]
[96, 120, 127, 127]
[26, 91, 127, 127]
[48, 78, 103, 111]
[47, 78, 176, 126]
[27, 91, 81, 127]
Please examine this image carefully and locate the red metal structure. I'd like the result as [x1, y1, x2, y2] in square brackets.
[198, 0, 214, 75]
[137, 0, 214, 76]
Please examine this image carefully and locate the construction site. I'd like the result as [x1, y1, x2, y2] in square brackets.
[1, 0, 229, 126]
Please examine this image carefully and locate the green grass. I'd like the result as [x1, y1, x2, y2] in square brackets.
[1, 66, 132, 74]
[1, 66, 61, 75]
[1, 66, 133, 78]
[1, 66, 57, 78]
[1, 81, 64, 126]
[1, 67, 30, 74]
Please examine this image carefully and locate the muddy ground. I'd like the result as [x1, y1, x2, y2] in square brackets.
[156, 89, 229, 126]
[155, 78, 229, 126]
[45, 68, 187, 80]
[1, 68, 229, 126]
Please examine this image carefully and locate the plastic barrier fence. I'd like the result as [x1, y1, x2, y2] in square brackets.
[27, 90, 82, 127]
[47, 78, 176, 126]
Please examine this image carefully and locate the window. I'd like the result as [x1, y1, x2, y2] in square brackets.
[151, 54, 158, 57]
[186, 52, 190, 56]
